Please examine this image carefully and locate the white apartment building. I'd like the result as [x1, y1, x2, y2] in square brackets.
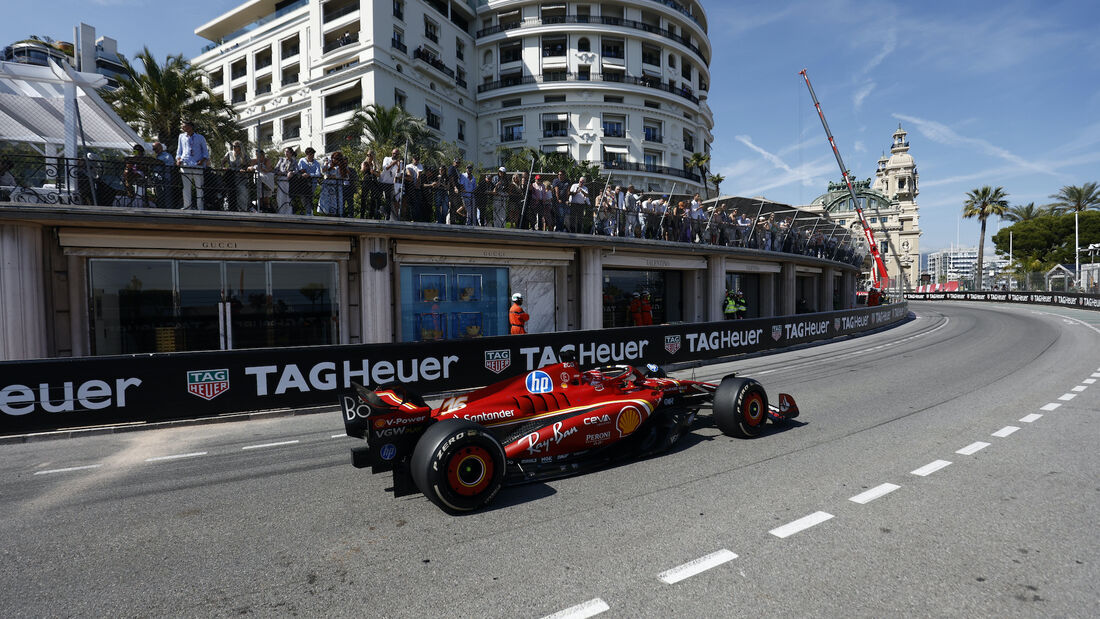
[927, 247, 978, 283]
[191, 0, 712, 192]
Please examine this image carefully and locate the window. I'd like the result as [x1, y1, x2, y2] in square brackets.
[542, 36, 567, 57]
[456, 39, 464, 61]
[456, 66, 467, 87]
[644, 150, 662, 168]
[602, 69, 624, 82]
[642, 44, 661, 66]
[578, 37, 591, 53]
[683, 129, 695, 152]
[681, 61, 692, 80]
[541, 3, 567, 20]
[392, 28, 406, 53]
[500, 41, 522, 63]
[393, 0, 404, 20]
[231, 85, 246, 104]
[601, 38, 624, 59]
[544, 94, 566, 102]
[399, 266, 510, 342]
[604, 95, 623, 103]
[602, 146, 627, 166]
[643, 119, 662, 142]
[602, 114, 625, 138]
[500, 70, 522, 87]
[230, 59, 246, 80]
[498, 9, 520, 28]
[394, 88, 407, 110]
[458, 119, 466, 141]
[542, 113, 568, 138]
[425, 104, 442, 130]
[209, 70, 224, 89]
[644, 100, 660, 109]
[869, 217, 878, 223]
[424, 17, 440, 43]
[281, 35, 300, 59]
[501, 98, 521, 108]
[501, 117, 524, 142]
[578, 66, 590, 80]
[880, 240, 890, 255]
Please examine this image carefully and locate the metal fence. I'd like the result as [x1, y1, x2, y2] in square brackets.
[0, 152, 865, 266]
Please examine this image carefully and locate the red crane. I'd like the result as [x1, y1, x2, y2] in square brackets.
[800, 69, 890, 288]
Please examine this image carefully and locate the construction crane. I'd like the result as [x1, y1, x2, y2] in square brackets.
[800, 68, 890, 289]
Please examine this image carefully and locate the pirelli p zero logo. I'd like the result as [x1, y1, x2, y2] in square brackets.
[187, 369, 230, 401]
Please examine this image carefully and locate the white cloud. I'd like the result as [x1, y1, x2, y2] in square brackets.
[861, 28, 897, 75]
[853, 140, 866, 153]
[894, 113, 1056, 176]
[852, 82, 875, 110]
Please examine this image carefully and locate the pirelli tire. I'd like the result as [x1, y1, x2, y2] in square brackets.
[713, 376, 769, 438]
[411, 419, 506, 514]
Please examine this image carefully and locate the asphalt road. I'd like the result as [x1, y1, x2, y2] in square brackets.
[1, 302, 1097, 618]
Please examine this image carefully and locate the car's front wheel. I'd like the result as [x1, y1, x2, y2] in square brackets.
[411, 419, 506, 513]
[713, 376, 768, 438]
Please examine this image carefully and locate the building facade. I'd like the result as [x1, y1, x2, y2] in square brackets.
[806, 125, 922, 290]
[1, 24, 127, 89]
[190, 0, 712, 192]
[927, 247, 977, 283]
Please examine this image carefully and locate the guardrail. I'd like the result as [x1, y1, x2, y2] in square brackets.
[906, 291, 1100, 311]
[0, 303, 908, 436]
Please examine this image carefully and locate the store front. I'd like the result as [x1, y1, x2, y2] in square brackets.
[602, 269, 682, 327]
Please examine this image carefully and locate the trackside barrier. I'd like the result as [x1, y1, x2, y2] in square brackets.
[0, 303, 908, 435]
[906, 291, 1100, 311]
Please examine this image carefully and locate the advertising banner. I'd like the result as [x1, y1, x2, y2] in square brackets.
[906, 292, 1100, 311]
[0, 304, 908, 435]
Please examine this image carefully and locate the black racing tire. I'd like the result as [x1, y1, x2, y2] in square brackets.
[411, 419, 506, 514]
[713, 376, 769, 438]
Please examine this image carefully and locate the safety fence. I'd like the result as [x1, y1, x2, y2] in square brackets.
[0, 153, 866, 266]
[905, 291, 1100, 311]
[0, 303, 909, 436]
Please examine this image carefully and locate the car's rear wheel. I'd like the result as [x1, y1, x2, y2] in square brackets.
[713, 376, 768, 438]
[411, 419, 505, 513]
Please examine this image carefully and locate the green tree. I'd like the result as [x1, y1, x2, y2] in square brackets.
[335, 103, 428, 161]
[102, 47, 243, 160]
[1001, 202, 1044, 223]
[686, 151, 711, 197]
[1047, 182, 1100, 215]
[708, 173, 725, 197]
[962, 186, 1009, 289]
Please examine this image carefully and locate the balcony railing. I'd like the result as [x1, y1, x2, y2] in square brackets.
[478, 72, 699, 104]
[601, 160, 700, 182]
[602, 127, 625, 138]
[644, 132, 663, 143]
[255, 57, 272, 70]
[282, 73, 299, 85]
[391, 38, 407, 53]
[413, 47, 455, 78]
[425, 30, 439, 43]
[256, 84, 272, 95]
[456, 75, 467, 88]
[283, 127, 301, 139]
[501, 130, 524, 142]
[475, 14, 704, 60]
[323, 32, 359, 54]
[543, 128, 568, 138]
[200, 0, 308, 53]
[231, 69, 247, 80]
[282, 45, 299, 58]
[325, 100, 359, 117]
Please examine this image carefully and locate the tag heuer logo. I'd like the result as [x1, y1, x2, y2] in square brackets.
[485, 349, 511, 374]
[664, 335, 681, 355]
[771, 325, 783, 341]
[187, 369, 229, 401]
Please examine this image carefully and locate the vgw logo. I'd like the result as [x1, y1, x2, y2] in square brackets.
[187, 369, 230, 401]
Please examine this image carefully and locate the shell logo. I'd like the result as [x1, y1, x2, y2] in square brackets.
[616, 406, 643, 437]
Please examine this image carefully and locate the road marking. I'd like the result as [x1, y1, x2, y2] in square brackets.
[755, 369, 775, 375]
[34, 464, 103, 475]
[992, 426, 1020, 438]
[1058, 393, 1077, 401]
[849, 483, 900, 504]
[1084, 379, 1096, 385]
[331, 434, 346, 439]
[241, 440, 300, 450]
[770, 512, 834, 538]
[1091, 373, 1100, 378]
[911, 460, 952, 477]
[956, 441, 990, 455]
[1040, 403, 1062, 411]
[1019, 413, 1043, 423]
[658, 549, 738, 584]
[145, 452, 207, 462]
[1072, 385, 1087, 392]
[541, 598, 610, 619]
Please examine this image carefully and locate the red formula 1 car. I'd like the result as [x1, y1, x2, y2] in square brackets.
[339, 352, 799, 513]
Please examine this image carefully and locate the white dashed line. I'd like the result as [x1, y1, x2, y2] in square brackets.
[145, 452, 207, 462]
[911, 460, 952, 477]
[241, 440, 300, 450]
[1084, 379, 1096, 385]
[992, 426, 1020, 438]
[541, 598, 610, 619]
[1040, 403, 1062, 411]
[770, 511, 834, 538]
[1091, 373, 1100, 378]
[1020, 413, 1042, 423]
[331, 434, 346, 439]
[1072, 385, 1087, 392]
[658, 549, 738, 584]
[956, 441, 990, 455]
[34, 464, 103, 475]
[1058, 393, 1077, 401]
[849, 483, 900, 504]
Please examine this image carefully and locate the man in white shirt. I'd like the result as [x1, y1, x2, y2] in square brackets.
[379, 147, 401, 218]
[175, 120, 209, 209]
[569, 176, 589, 232]
[624, 185, 639, 238]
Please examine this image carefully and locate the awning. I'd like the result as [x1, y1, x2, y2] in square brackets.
[603, 145, 629, 154]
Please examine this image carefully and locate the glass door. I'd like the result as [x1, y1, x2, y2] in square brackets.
[177, 261, 224, 351]
[225, 261, 271, 349]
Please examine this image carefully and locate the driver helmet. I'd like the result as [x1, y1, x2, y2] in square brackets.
[511, 293, 523, 302]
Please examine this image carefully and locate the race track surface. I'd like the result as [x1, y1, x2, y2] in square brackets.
[1, 301, 1097, 618]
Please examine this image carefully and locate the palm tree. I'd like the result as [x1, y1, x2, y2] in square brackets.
[338, 103, 429, 159]
[686, 151, 711, 197]
[1001, 202, 1043, 223]
[103, 47, 242, 156]
[1048, 182, 1100, 283]
[707, 173, 725, 197]
[962, 186, 1009, 289]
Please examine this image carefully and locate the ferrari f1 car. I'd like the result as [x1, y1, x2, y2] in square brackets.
[339, 353, 799, 513]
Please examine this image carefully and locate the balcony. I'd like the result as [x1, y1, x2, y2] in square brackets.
[281, 45, 299, 59]
[231, 68, 247, 80]
[425, 29, 439, 44]
[456, 75, 467, 88]
[413, 46, 455, 79]
[543, 128, 568, 138]
[644, 131, 663, 143]
[475, 14, 705, 62]
[323, 3, 358, 23]
[323, 31, 359, 54]
[199, 0, 309, 53]
[391, 38, 407, 53]
[501, 129, 525, 142]
[602, 126, 625, 138]
[325, 99, 359, 117]
[256, 83, 272, 95]
[600, 159, 700, 182]
[283, 127, 301, 140]
[478, 72, 699, 104]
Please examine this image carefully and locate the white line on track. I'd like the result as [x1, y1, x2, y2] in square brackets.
[770, 511, 834, 538]
[241, 440, 300, 450]
[1084, 379, 1096, 385]
[145, 452, 207, 462]
[1058, 393, 1077, 401]
[1072, 385, 1088, 392]
[1041, 403, 1062, 411]
[1020, 413, 1043, 423]
[911, 460, 952, 477]
[1092, 373, 1100, 378]
[849, 483, 900, 504]
[34, 464, 102, 475]
[541, 598, 610, 619]
[658, 549, 738, 584]
[956, 441, 990, 455]
[992, 426, 1020, 438]
[331, 434, 346, 438]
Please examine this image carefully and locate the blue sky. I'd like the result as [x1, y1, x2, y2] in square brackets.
[5, 0, 1100, 252]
